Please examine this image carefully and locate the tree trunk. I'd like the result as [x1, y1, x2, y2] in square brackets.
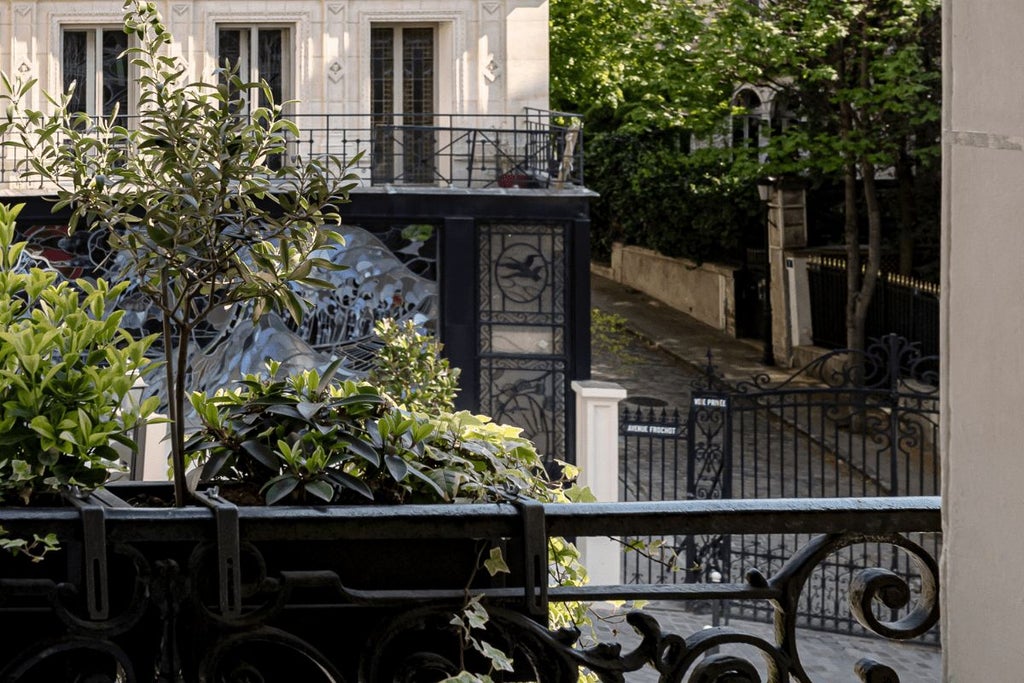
[896, 144, 917, 275]
[840, 109, 863, 364]
[843, 160, 863, 355]
[858, 158, 883, 344]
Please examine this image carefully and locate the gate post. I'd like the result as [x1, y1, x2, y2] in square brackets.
[572, 380, 627, 585]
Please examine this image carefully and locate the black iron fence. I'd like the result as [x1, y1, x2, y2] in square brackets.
[0, 108, 584, 190]
[0, 485, 940, 682]
[807, 256, 939, 356]
[619, 335, 940, 643]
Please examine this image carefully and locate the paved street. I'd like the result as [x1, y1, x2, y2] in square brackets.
[587, 271, 942, 682]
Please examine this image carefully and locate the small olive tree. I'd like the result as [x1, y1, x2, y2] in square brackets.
[0, 0, 360, 505]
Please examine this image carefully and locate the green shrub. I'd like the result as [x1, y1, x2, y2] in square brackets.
[367, 319, 461, 412]
[0, 204, 157, 505]
[186, 361, 556, 506]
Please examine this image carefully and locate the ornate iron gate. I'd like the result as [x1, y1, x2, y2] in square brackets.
[619, 335, 940, 642]
[619, 392, 733, 589]
[722, 335, 940, 641]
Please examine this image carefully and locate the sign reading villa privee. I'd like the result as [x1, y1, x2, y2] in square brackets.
[691, 396, 728, 408]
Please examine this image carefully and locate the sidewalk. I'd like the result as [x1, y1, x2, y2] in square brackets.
[590, 271, 794, 386]
[587, 270, 943, 682]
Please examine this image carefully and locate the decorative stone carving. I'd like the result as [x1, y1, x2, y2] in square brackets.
[328, 61, 343, 84]
[483, 58, 501, 83]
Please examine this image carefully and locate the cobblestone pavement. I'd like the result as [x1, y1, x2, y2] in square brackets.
[587, 602, 942, 682]
[587, 272, 942, 682]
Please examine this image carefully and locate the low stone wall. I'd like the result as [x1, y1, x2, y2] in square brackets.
[602, 243, 738, 335]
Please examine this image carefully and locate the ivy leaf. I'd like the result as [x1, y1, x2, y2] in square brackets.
[483, 547, 510, 577]
[475, 640, 514, 673]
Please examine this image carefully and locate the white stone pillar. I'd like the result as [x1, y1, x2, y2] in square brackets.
[767, 183, 808, 366]
[785, 254, 814, 348]
[942, 2, 1024, 679]
[572, 380, 627, 585]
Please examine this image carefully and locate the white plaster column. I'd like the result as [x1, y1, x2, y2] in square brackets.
[572, 380, 626, 586]
[785, 254, 813, 349]
[942, 1, 1024, 679]
[767, 183, 808, 366]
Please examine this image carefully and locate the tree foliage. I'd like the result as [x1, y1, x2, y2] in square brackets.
[552, 0, 941, 355]
[586, 133, 761, 263]
[737, 0, 941, 355]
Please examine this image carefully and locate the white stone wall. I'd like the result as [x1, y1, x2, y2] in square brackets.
[607, 243, 739, 336]
[0, 0, 549, 116]
[942, 1, 1024, 679]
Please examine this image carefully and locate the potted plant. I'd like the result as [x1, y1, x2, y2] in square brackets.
[0, 3, 593, 680]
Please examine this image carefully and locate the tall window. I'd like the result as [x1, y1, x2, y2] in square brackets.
[62, 28, 129, 122]
[732, 90, 763, 150]
[371, 26, 436, 184]
[217, 27, 290, 110]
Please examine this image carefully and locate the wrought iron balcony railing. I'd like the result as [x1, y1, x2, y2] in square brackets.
[0, 492, 940, 681]
[0, 107, 585, 191]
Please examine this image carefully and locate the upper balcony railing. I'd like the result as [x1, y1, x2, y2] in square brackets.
[0, 107, 585, 193]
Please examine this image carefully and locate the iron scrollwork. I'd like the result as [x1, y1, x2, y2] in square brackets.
[442, 532, 934, 683]
[354, 533, 939, 683]
[0, 529, 938, 682]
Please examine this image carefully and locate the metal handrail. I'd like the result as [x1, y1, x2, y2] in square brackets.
[0, 109, 586, 190]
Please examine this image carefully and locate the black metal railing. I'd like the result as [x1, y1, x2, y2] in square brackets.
[0, 489, 939, 681]
[618, 336, 941, 645]
[807, 256, 940, 356]
[0, 108, 585, 190]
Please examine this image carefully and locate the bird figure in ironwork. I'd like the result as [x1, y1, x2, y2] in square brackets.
[498, 253, 545, 281]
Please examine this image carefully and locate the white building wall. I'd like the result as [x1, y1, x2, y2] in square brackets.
[942, 1, 1024, 679]
[1, 0, 549, 117]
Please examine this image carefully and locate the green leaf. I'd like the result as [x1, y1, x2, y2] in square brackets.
[241, 440, 279, 470]
[343, 438, 381, 468]
[483, 547, 510, 577]
[262, 476, 299, 505]
[324, 470, 374, 500]
[304, 479, 335, 502]
[296, 401, 323, 421]
[403, 465, 448, 499]
[383, 454, 408, 482]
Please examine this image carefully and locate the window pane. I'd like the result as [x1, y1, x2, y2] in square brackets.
[371, 28, 394, 120]
[258, 29, 283, 106]
[371, 27, 395, 182]
[63, 31, 89, 114]
[101, 30, 129, 119]
[402, 28, 434, 182]
[402, 28, 433, 120]
[218, 29, 242, 72]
